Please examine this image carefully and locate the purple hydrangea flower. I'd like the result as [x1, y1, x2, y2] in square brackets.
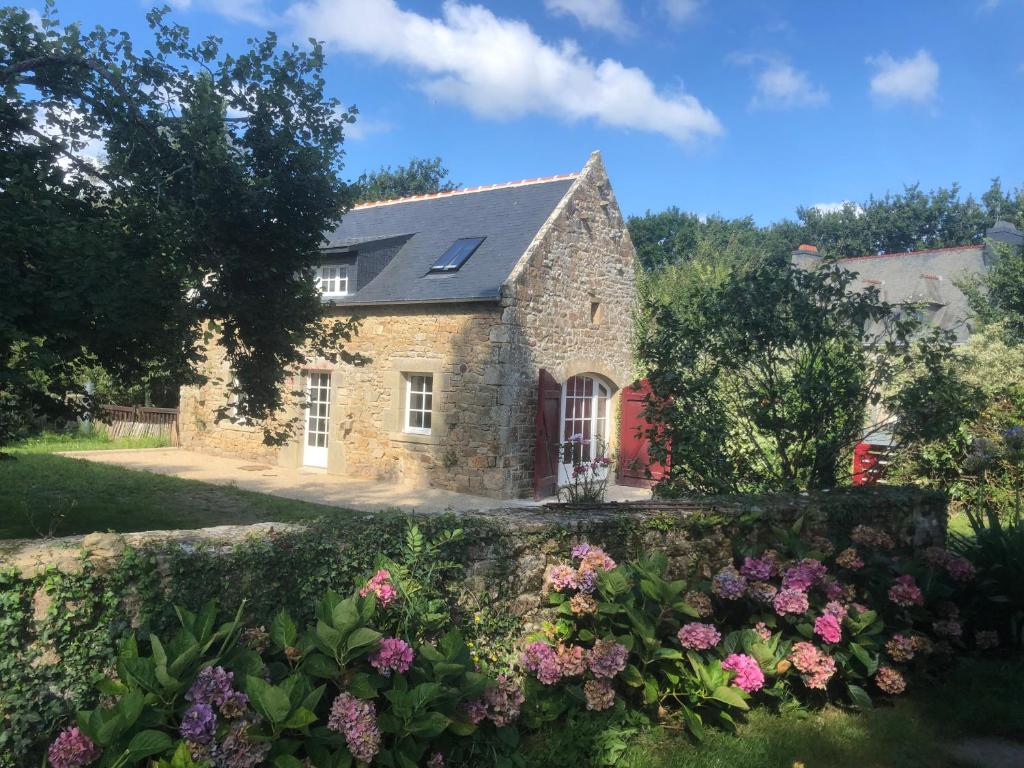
[587, 639, 628, 679]
[740, 556, 773, 581]
[773, 588, 810, 616]
[483, 675, 524, 727]
[711, 566, 747, 600]
[47, 727, 100, 768]
[782, 559, 827, 591]
[677, 622, 721, 651]
[328, 693, 381, 764]
[180, 703, 217, 744]
[522, 641, 562, 684]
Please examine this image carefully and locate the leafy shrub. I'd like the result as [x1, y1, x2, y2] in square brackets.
[518, 522, 990, 743]
[53, 575, 524, 768]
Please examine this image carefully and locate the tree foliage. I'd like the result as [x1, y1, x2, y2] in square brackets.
[352, 156, 459, 203]
[0, 4, 358, 444]
[629, 179, 1024, 270]
[636, 254, 976, 494]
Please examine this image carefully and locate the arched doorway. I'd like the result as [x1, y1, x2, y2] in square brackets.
[558, 374, 612, 486]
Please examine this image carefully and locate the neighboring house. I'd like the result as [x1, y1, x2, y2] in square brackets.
[792, 220, 1024, 481]
[178, 152, 640, 499]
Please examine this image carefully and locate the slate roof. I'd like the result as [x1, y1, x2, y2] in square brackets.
[321, 175, 577, 305]
[835, 244, 986, 341]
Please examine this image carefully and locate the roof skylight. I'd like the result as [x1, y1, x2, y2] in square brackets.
[429, 237, 485, 273]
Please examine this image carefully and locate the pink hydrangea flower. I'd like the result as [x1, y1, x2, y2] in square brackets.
[328, 693, 381, 764]
[885, 634, 915, 662]
[875, 666, 906, 695]
[711, 566, 747, 600]
[749, 582, 778, 604]
[888, 575, 924, 608]
[427, 753, 445, 768]
[522, 641, 561, 685]
[462, 699, 488, 724]
[677, 622, 721, 651]
[773, 588, 810, 616]
[369, 637, 414, 676]
[588, 639, 628, 679]
[556, 644, 587, 677]
[483, 675, 524, 727]
[546, 564, 578, 592]
[933, 619, 962, 640]
[789, 642, 837, 690]
[721, 653, 765, 693]
[584, 679, 616, 711]
[851, 525, 895, 550]
[835, 547, 864, 570]
[823, 601, 848, 621]
[813, 613, 842, 644]
[945, 556, 976, 582]
[360, 569, 398, 608]
[48, 727, 100, 768]
[753, 622, 772, 642]
[782, 559, 827, 591]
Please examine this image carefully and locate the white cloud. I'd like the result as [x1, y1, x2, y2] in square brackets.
[285, 0, 722, 144]
[25, 7, 43, 26]
[661, 0, 701, 23]
[867, 50, 939, 106]
[732, 54, 828, 110]
[544, 0, 634, 35]
[345, 116, 394, 140]
[212, 0, 275, 25]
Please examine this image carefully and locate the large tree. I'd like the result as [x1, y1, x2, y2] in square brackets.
[1, 5, 359, 444]
[352, 156, 459, 203]
[636, 253, 977, 494]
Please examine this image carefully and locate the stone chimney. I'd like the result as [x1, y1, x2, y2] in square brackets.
[791, 243, 821, 270]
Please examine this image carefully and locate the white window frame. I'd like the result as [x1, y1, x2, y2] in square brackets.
[316, 264, 350, 297]
[228, 375, 248, 425]
[404, 374, 433, 435]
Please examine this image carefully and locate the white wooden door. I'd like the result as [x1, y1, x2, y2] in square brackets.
[558, 375, 610, 486]
[303, 372, 331, 468]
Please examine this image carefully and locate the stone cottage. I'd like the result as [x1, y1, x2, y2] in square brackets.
[178, 151, 639, 499]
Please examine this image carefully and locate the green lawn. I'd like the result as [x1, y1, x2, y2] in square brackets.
[606, 659, 1024, 768]
[0, 432, 360, 540]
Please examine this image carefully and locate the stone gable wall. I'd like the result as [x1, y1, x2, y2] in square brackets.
[499, 152, 639, 497]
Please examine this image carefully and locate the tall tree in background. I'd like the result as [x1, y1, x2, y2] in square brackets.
[352, 157, 459, 203]
[629, 179, 1024, 269]
[0, 5, 359, 445]
[636, 254, 976, 494]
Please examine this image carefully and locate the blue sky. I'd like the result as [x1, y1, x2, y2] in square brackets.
[24, 0, 1024, 223]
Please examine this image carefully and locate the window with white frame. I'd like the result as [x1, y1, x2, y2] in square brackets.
[316, 264, 350, 297]
[228, 375, 248, 423]
[404, 374, 433, 434]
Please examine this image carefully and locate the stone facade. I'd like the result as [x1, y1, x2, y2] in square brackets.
[178, 153, 636, 499]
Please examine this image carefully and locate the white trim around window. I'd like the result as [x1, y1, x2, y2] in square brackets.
[316, 264, 350, 297]
[404, 374, 433, 435]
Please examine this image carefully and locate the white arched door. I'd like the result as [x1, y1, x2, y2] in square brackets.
[558, 374, 611, 486]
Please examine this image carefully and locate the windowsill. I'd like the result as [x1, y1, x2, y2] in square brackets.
[389, 430, 440, 445]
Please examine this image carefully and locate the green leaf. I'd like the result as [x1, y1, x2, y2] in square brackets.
[620, 664, 644, 687]
[283, 707, 318, 729]
[128, 730, 173, 759]
[246, 676, 292, 724]
[847, 683, 874, 710]
[273, 757, 305, 768]
[345, 627, 382, 654]
[710, 685, 749, 711]
[848, 642, 879, 676]
[118, 690, 145, 730]
[302, 652, 341, 679]
[271, 610, 298, 650]
[408, 711, 449, 738]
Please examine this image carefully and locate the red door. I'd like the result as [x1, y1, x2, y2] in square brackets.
[533, 368, 562, 499]
[617, 379, 667, 488]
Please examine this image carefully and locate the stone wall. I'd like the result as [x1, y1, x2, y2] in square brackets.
[3, 488, 948, 629]
[177, 151, 638, 499]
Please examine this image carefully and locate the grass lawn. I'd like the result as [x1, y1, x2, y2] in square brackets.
[0, 432, 361, 540]
[607, 659, 1024, 768]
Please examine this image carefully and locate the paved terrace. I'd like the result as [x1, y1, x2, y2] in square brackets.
[61, 448, 651, 514]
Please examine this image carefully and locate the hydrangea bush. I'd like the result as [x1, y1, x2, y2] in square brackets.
[53, 569, 523, 767]
[520, 523, 991, 740]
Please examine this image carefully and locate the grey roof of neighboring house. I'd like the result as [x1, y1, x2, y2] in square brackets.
[836, 245, 986, 341]
[321, 176, 576, 305]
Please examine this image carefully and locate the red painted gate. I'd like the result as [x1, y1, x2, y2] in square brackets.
[533, 368, 563, 499]
[617, 379, 667, 488]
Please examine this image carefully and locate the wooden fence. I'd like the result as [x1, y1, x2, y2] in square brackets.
[96, 405, 180, 446]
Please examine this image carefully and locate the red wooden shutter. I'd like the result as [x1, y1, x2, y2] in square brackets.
[533, 368, 562, 499]
[617, 379, 667, 488]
